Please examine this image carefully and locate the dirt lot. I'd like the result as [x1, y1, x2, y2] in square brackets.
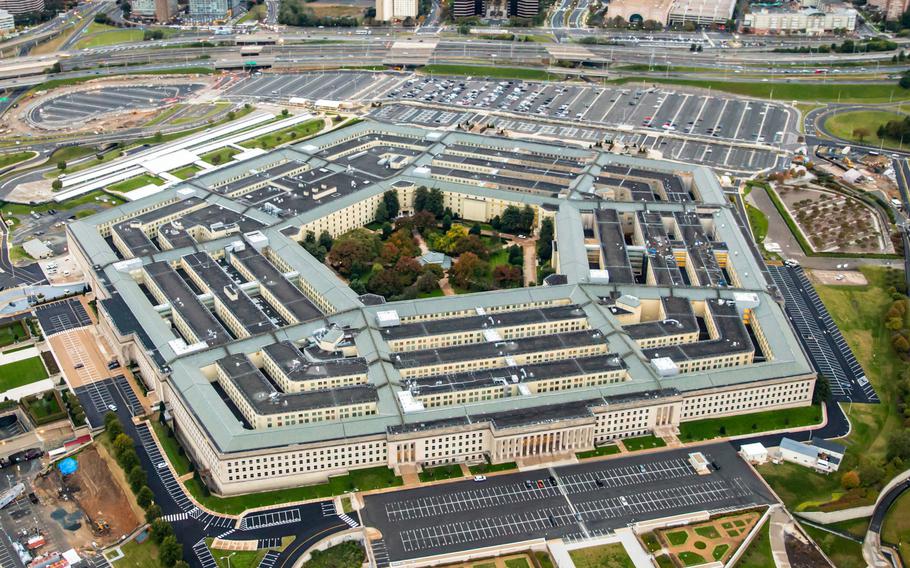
[808, 269, 869, 287]
[307, 2, 365, 18]
[34, 444, 141, 548]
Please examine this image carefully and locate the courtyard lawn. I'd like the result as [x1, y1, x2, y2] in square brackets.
[678, 404, 822, 442]
[185, 466, 402, 515]
[799, 523, 865, 568]
[0, 356, 48, 392]
[107, 174, 164, 193]
[677, 552, 706, 567]
[200, 147, 240, 166]
[151, 421, 193, 476]
[882, 489, 910, 567]
[576, 444, 620, 459]
[569, 543, 634, 568]
[239, 119, 324, 150]
[504, 557, 531, 568]
[0, 320, 27, 348]
[109, 536, 159, 568]
[418, 464, 464, 483]
[622, 434, 666, 451]
[735, 521, 774, 568]
[823, 110, 907, 149]
[169, 164, 202, 180]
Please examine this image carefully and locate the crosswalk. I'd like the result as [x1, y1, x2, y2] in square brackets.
[339, 512, 359, 528]
[161, 512, 192, 523]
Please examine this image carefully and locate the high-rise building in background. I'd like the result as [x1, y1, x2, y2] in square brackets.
[189, 0, 230, 19]
[0, 0, 43, 15]
[376, 0, 417, 21]
[452, 0, 483, 17]
[868, 0, 908, 20]
[0, 8, 13, 33]
[508, 0, 538, 19]
[132, 0, 178, 22]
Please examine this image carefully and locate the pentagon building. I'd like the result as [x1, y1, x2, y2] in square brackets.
[67, 121, 814, 495]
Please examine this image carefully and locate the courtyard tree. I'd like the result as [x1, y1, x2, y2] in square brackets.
[450, 252, 487, 290]
[382, 190, 400, 218]
[327, 229, 381, 277]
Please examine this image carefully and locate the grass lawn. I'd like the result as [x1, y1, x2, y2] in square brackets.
[23, 392, 65, 424]
[200, 147, 240, 166]
[823, 110, 906, 150]
[208, 539, 266, 568]
[622, 434, 666, 451]
[504, 558, 530, 568]
[678, 405, 822, 442]
[151, 421, 193, 476]
[829, 517, 870, 539]
[0, 321, 27, 348]
[695, 526, 721, 539]
[170, 164, 202, 180]
[800, 523, 865, 568]
[712, 544, 730, 561]
[108, 174, 164, 193]
[734, 520, 774, 568]
[882, 489, 910, 567]
[677, 551, 706, 567]
[239, 119, 324, 150]
[0, 152, 36, 169]
[0, 356, 48, 392]
[418, 464, 464, 482]
[757, 266, 903, 511]
[534, 551, 554, 568]
[422, 64, 558, 81]
[468, 461, 517, 475]
[746, 203, 769, 244]
[75, 27, 144, 49]
[0, 190, 125, 218]
[144, 105, 183, 127]
[666, 531, 689, 546]
[576, 444, 620, 459]
[611, 77, 910, 103]
[238, 3, 267, 22]
[186, 466, 402, 515]
[569, 543, 634, 568]
[110, 536, 159, 568]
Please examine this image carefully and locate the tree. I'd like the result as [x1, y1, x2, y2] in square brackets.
[858, 460, 885, 487]
[327, 229, 381, 277]
[840, 470, 860, 490]
[852, 127, 871, 142]
[57, 161, 66, 171]
[381, 222, 393, 240]
[424, 188, 445, 218]
[113, 433, 134, 457]
[128, 465, 147, 492]
[318, 231, 334, 251]
[519, 205, 535, 233]
[118, 449, 139, 473]
[145, 503, 163, 523]
[375, 201, 390, 224]
[52, 179, 62, 191]
[888, 429, 910, 461]
[537, 218, 554, 263]
[469, 223, 482, 236]
[413, 186, 428, 212]
[159, 535, 183, 567]
[154, 131, 163, 143]
[149, 518, 174, 544]
[441, 214, 452, 231]
[136, 486, 154, 509]
[812, 375, 831, 404]
[382, 190, 400, 218]
[492, 265, 522, 288]
[508, 245, 523, 266]
[281, 108, 290, 117]
[174, 562, 190, 568]
[450, 252, 487, 290]
[105, 411, 121, 430]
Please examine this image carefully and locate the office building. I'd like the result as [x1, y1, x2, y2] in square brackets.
[0, 0, 42, 15]
[132, 0, 178, 22]
[376, 0, 418, 20]
[0, 8, 13, 33]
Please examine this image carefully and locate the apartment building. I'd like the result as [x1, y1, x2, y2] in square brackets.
[68, 122, 815, 496]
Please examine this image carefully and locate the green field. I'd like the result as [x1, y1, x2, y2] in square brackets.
[823, 110, 907, 149]
[569, 543, 634, 568]
[186, 466, 402, 515]
[109, 536, 159, 568]
[108, 174, 164, 193]
[0, 152, 36, 169]
[612, 77, 910, 103]
[0, 321, 27, 348]
[799, 523, 865, 568]
[422, 64, 558, 81]
[757, 266, 904, 511]
[678, 405, 822, 442]
[576, 444, 620, 459]
[622, 434, 666, 451]
[0, 356, 47, 392]
[74, 25, 145, 49]
[239, 119, 324, 150]
[170, 164, 202, 180]
[0, 190, 125, 218]
[735, 521, 774, 568]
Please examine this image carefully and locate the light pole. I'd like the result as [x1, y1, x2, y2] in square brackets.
[220, 552, 237, 568]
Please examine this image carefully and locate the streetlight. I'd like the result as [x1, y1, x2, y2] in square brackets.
[220, 552, 237, 568]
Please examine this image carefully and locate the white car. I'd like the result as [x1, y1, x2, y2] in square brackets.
[157, 462, 168, 470]
[473, 475, 487, 482]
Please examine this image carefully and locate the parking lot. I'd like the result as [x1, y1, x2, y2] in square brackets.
[768, 265, 877, 403]
[239, 508, 302, 530]
[362, 443, 775, 562]
[34, 298, 91, 336]
[225, 71, 402, 103]
[29, 85, 201, 128]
